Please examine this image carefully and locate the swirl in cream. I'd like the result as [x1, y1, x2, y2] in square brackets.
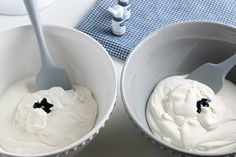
[146, 75, 236, 154]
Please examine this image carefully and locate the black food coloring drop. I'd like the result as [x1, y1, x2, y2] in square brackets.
[196, 98, 211, 114]
[33, 98, 53, 113]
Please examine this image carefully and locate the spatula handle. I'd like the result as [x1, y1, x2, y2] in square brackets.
[23, 0, 54, 67]
[218, 53, 236, 77]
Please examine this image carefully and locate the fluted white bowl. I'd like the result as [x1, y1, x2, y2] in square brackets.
[121, 21, 236, 157]
[0, 25, 117, 157]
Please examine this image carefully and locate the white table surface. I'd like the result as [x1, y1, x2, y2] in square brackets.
[0, 0, 175, 156]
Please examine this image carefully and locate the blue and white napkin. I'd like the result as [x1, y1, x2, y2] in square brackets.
[76, 0, 236, 60]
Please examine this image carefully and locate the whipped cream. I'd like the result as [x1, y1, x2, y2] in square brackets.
[146, 75, 236, 154]
[0, 77, 97, 154]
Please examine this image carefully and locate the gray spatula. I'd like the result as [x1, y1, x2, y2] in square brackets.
[23, 0, 72, 90]
[187, 53, 236, 93]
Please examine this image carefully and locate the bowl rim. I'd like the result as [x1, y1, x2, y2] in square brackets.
[121, 20, 236, 157]
[0, 24, 117, 157]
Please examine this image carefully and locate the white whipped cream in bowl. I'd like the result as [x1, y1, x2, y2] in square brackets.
[0, 77, 98, 154]
[146, 75, 236, 154]
[121, 21, 236, 156]
[0, 25, 117, 157]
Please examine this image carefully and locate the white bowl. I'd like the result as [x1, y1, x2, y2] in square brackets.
[121, 21, 236, 157]
[0, 25, 117, 157]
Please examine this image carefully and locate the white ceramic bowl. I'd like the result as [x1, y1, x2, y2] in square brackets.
[121, 21, 236, 157]
[0, 25, 117, 157]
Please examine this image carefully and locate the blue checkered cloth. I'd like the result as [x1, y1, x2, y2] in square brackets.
[76, 0, 236, 60]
